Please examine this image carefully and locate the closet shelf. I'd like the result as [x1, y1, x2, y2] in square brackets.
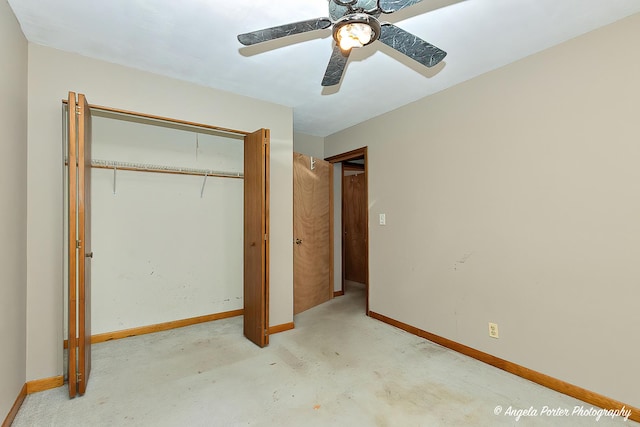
[90, 159, 243, 179]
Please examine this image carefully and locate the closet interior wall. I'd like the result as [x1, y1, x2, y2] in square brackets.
[64, 109, 245, 338]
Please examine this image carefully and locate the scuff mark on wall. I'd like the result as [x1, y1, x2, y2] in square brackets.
[453, 251, 474, 271]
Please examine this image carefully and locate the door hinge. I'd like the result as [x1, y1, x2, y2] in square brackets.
[76, 372, 82, 382]
[76, 239, 81, 249]
[75, 106, 81, 115]
[265, 329, 268, 337]
[264, 233, 268, 241]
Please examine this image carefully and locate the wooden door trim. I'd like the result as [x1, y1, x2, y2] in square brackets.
[329, 165, 334, 301]
[340, 175, 346, 296]
[325, 147, 366, 164]
[325, 147, 369, 315]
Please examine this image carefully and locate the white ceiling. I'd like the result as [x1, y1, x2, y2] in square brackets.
[8, 0, 640, 137]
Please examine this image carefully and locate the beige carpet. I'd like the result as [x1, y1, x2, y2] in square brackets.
[13, 283, 635, 426]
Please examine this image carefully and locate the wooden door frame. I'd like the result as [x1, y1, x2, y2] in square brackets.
[325, 147, 369, 315]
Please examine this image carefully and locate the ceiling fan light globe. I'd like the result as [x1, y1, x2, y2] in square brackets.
[337, 22, 373, 51]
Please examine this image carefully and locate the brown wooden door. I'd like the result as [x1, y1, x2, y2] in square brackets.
[67, 92, 93, 397]
[293, 153, 332, 314]
[343, 172, 367, 284]
[243, 129, 270, 347]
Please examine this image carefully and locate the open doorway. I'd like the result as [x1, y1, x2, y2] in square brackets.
[325, 147, 369, 315]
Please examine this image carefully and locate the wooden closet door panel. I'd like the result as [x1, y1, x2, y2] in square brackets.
[67, 92, 78, 398]
[67, 92, 93, 397]
[77, 93, 92, 395]
[243, 129, 270, 347]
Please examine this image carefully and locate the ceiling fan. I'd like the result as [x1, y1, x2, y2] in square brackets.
[237, 0, 447, 86]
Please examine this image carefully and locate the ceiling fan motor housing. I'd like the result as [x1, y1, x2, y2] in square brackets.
[330, 0, 381, 20]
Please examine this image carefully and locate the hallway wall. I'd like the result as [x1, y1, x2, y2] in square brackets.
[325, 13, 640, 407]
[293, 132, 324, 159]
[0, 0, 28, 419]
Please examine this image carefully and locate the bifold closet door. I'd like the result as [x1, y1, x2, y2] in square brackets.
[243, 129, 270, 347]
[67, 91, 93, 397]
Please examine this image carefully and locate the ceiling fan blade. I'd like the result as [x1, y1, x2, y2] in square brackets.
[378, 0, 424, 13]
[322, 45, 351, 86]
[378, 23, 446, 67]
[238, 18, 333, 46]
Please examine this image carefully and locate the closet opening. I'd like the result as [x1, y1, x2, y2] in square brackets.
[63, 93, 269, 397]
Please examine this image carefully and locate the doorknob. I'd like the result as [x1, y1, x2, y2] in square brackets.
[295, 239, 302, 245]
[85, 252, 93, 258]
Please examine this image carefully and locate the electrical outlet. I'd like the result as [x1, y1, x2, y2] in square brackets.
[489, 322, 499, 339]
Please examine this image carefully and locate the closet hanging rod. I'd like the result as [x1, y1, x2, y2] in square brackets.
[64, 157, 242, 179]
[90, 159, 243, 180]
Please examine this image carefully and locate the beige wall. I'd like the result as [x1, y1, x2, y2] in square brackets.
[88, 117, 245, 334]
[0, 0, 28, 419]
[26, 44, 293, 380]
[293, 132, 325, 158]
[325, 13, 640, 407]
